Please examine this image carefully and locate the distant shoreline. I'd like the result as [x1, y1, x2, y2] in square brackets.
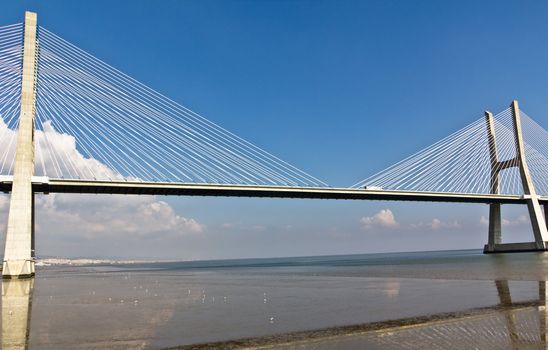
[32, 248, 482, 267]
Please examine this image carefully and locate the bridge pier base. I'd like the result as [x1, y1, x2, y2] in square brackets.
[2, 260, 35, 279]
[484, 242, 548, 253]
[483, 198, 548, 254]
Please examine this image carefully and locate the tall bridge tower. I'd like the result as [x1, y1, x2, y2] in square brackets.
[2, 12, 37, 278]
[483, 101, 548, 253]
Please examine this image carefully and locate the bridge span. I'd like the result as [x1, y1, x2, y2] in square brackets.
[0, 12, 547, 278]
[0, 177, 540, 205]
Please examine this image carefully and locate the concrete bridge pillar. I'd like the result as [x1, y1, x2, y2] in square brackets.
[511, 100, 548, 249]
[2, 12, 38, 278]
[484, 111, 502, 252]
[484, 100, 548, 253]
[486, 203, 502, 250]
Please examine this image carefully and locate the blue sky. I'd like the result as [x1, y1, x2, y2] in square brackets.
[0, 0, 547, 259]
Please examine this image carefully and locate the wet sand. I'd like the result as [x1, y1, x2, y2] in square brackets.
[167, 302, 544, 349]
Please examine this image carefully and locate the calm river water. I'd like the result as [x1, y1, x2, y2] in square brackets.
[4, 249, 548, 349]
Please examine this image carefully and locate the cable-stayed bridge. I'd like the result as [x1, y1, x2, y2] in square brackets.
[0, 12, 547, 278]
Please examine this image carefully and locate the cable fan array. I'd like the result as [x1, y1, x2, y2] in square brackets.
[34, 26, 327, 187]
[0, 22, 547, 194]
[353, 108, 548, 196]
[521, 110, 548, 195]
[0, 23, 22, 176]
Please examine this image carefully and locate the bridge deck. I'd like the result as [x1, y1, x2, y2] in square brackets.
[0, 178, 539, 204]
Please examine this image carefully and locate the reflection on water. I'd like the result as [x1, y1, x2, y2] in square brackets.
[2, 278, 548, 349]
[541, 281, 548, 347]
[382, 281, 400, 298]
[2, 279, 33, 350]
[273, 281, 548, 350]
[6, 251, 548, 349]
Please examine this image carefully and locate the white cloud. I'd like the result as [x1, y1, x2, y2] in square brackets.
[360, 209, 399, 230]
[503, 215, 529, 227]
[35, 193, 204, 240]
[0, 117, 128, 180]
[411, 218, 462, 231]
[251, 224, 266, 233]
[360, 209, 462, 232]
[138, 200, 203, 234]
[35, 121, 126, 180]
[0, 119, 204, 253]
[479, 215, 529, 227]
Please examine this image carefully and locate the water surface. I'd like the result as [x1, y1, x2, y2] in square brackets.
[4, 249, 548, 349]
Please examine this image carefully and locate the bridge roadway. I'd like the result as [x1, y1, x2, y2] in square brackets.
[0, 177, 544, 205]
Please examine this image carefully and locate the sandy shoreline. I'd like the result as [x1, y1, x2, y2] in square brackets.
[166, 301, 541, 349]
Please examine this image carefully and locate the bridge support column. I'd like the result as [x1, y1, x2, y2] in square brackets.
[486, 203, 502, 251]
[2, 12, 38, 278]
[483, 100, 548, 253]
[484, 111, 502, 253]
[511, 100, 548, 249]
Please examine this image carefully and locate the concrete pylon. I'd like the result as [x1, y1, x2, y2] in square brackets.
[483, 100, 548, 253]
[511, 100, 548, 249]
[485, 111, 502, 252]
[2, 12, 38, 278]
